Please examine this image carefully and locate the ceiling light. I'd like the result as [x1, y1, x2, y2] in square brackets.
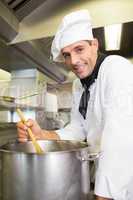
[0, 69, 11, 81]
[104, 23, 122, 50]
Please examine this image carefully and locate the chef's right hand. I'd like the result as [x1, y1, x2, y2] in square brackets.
[17, 119, 42, 142]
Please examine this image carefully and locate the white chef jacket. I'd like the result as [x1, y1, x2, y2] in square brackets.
[56, 55, 133, 199]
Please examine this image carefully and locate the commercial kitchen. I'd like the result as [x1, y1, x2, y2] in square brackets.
[0, 0, 133, 200]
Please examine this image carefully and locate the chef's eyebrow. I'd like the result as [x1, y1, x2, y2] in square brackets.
[62, 44, 84, 54]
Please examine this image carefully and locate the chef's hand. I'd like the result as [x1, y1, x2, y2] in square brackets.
[17, 119, 43, 142]
[17, 119, 60, 142]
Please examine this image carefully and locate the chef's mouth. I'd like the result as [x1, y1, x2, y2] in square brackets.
[73, 65, 86, 73]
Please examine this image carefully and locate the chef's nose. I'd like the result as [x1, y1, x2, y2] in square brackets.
[70, 53, 79, 65]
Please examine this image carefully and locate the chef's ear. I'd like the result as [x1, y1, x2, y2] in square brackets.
[91, 38, 99, 51]
[93, 38, 98, 47]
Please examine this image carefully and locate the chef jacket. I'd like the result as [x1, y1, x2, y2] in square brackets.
[56, 55, 133, 199]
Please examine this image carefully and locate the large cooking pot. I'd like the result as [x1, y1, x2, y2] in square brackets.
[0, 140, 99, 200]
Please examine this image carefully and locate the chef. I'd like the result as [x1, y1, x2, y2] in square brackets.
[17, 10, 133, 200]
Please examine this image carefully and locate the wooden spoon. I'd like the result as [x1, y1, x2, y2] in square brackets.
[16, 108, 44, 154]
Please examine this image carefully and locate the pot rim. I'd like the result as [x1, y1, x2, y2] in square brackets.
[0, 140, 95, 156]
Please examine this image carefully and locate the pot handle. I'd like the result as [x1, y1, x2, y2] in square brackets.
[79, 152, 100, 161]
[87, 153, 100, 161]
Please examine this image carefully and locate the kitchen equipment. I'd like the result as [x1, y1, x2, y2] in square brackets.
[0, 96, 15, 103]
[0, 140, 99, 200]
[16, 108, 44, 154]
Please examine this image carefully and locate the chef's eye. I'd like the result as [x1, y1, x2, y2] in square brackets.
[76, 47, 84, 53]
[62, 53, 70, 59]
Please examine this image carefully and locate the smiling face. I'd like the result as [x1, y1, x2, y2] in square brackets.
[62, 40, 98, 79]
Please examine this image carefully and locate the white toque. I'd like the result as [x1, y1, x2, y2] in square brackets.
[51, 9, 94, 62]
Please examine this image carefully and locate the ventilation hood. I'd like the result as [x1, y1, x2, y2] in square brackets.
[0, 0, 133, 83]
[0, 0, 69, 83]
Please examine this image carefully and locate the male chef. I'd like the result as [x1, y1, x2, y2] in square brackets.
[17, 10, 133, 200]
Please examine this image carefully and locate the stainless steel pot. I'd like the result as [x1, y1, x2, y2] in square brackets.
[0, 140, 99, 200]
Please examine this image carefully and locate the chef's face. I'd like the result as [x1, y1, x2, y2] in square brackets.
[62, 40, 98, 79]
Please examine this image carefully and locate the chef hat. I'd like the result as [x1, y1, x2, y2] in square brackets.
[51, 9, 94, 62]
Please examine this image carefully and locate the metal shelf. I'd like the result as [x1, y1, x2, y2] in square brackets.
[0, 100, 44, 111]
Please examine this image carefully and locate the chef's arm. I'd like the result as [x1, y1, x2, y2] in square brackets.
[40, 129, 60, 140]
[17, 116, 85, 142]
[96, 196, 109, 200]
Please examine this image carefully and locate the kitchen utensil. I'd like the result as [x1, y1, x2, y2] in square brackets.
[16, 108, 44, 154]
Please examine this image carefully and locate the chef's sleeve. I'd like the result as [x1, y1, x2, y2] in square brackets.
[56, 79, 86, 141]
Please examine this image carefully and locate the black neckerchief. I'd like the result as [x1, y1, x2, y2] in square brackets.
[79, 53, 107, 119]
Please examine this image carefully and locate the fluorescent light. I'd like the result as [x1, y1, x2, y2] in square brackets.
[104, 23, 122, 50]
[0, 69, 11, 81]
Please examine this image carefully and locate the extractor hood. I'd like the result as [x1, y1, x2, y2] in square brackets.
[0, 0, 133, 83]
[0, 0, 69, 83]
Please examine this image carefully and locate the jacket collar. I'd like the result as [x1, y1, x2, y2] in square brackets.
[79, 52, 107, 119]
